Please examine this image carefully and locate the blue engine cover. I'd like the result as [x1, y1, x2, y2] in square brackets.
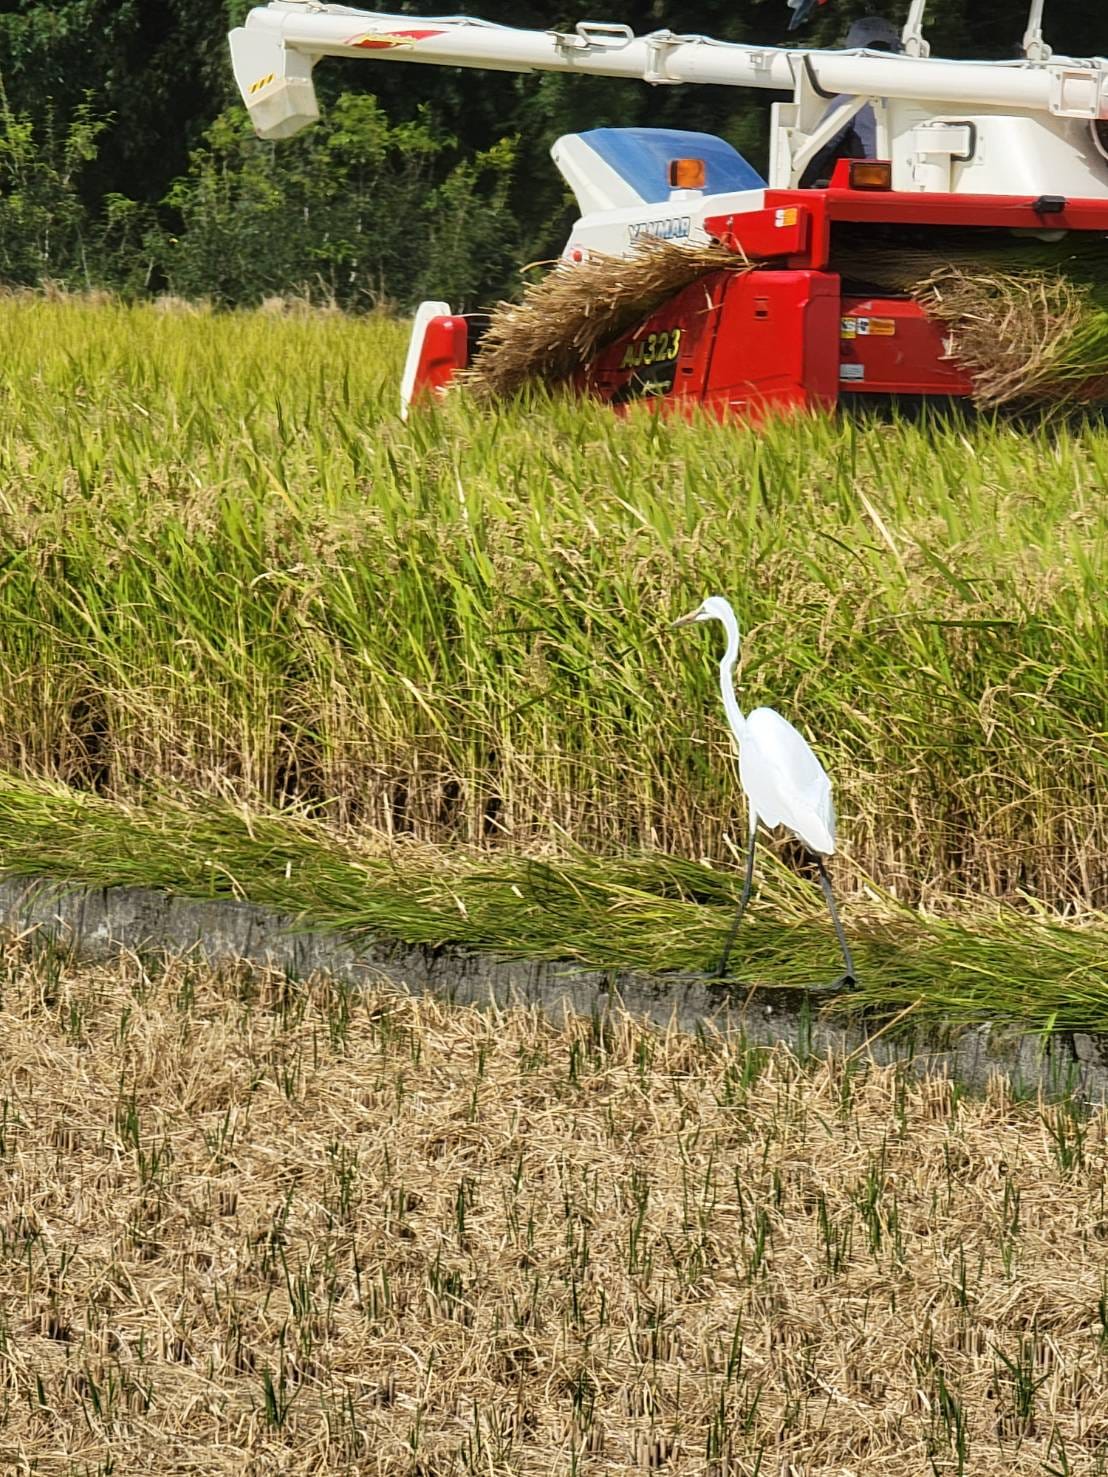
[579, 127, 766, 203]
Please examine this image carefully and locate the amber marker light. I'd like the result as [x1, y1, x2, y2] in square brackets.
[668, 157, 706, 189]
[848, 160, 893, 190]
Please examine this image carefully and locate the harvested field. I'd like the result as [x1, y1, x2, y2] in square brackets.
[2, 941, 1107, 1474]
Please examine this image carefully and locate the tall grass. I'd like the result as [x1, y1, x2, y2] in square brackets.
[0, 296, 1107, 913]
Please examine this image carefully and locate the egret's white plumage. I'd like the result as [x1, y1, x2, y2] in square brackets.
[673, 594, 854, 982]
[741, 707, 835, 856]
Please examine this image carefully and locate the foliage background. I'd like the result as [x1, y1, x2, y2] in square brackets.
[0, 0, 1101, 307]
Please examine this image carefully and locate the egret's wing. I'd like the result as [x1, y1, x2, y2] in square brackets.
[741, 706, 836, 854]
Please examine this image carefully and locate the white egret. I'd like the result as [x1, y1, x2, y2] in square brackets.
[672, 595, 855, 984]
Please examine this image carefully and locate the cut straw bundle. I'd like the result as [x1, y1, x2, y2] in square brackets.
[464, 240, 747, 400]
[841, 240, 1108, 406]
[465, 235, 1108, 409]
[919, 266, 1108, 406]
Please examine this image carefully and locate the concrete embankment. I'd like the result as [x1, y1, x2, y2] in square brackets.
[1, 874, 1104, 1099]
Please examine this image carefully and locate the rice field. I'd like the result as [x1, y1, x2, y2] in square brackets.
[0, 293, 1107, 1021]
[2, 940, 1107, 1475]
[4, 292, 1108, 1475]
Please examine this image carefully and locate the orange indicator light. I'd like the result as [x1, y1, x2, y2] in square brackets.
[668, 157, 706, 190]
[848, 160, 893, 190]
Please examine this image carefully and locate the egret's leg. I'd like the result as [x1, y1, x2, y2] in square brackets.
[817, 859, 856, 986]
[715, 817, 757, 978]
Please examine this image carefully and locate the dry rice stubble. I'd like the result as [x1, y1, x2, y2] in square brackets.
[0, 944, 1106, 1470]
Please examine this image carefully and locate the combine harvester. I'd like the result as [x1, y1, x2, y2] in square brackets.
[230, 1, 1108, 417]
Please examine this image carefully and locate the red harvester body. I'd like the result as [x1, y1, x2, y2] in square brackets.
[408, 160, 1108, 418]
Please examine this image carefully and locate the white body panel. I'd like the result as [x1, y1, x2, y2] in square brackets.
[887, 103, 1108, 194]
[399, 300, 451, 421]
[563, 188, 766, 260]
[550, 135, 648, 213]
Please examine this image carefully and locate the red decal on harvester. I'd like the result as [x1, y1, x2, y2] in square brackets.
[345, 28, 445, 50]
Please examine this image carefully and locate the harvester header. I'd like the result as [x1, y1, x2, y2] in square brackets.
[232, 2, 1108, 195]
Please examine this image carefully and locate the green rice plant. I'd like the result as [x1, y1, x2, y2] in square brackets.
[992, 1331, 1051, 1440]
[0, 297, 1103, 917]
[1, 297, 1108, 1026]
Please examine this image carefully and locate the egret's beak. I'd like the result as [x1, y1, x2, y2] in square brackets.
[670, 610, 699, 628]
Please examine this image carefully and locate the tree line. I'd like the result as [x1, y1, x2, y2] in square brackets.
[0, 0, 1100, 310]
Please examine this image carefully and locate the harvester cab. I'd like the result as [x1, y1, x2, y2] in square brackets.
[229, 1, 1108, 418]
[552, 128, 766, 239]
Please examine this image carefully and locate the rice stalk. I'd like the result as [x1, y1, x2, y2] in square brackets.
[1, 773, 1107, 1031]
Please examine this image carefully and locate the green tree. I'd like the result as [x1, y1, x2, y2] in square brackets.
[156, 96, 518, 309]
[0, 0, 1102, 304]
[0, 89, 104, 283]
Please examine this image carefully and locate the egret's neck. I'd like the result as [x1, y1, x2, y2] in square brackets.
[717, 613, 747, 742]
